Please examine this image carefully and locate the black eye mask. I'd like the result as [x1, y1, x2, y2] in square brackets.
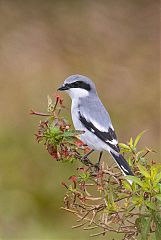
[67, 81, 91, 91]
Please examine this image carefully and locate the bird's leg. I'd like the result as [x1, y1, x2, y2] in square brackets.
[98, 151, 103, 164]
[94, 151, 103, 171]
[81, 149, 94, 160]
[79, 149, 95, 168]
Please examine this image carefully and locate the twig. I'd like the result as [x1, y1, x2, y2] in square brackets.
[72, 221, 88, 229]
[90, 211, 96, 225]
[90, 230, 107, 237]
[84, 226, 98, 230]
[60, 207, 77, 214]
[30, 109, 52, 116]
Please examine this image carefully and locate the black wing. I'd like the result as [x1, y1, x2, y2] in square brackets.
[79, 111, 120, 152]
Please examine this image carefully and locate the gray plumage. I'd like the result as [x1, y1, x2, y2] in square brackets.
[58, 74, 134, 179]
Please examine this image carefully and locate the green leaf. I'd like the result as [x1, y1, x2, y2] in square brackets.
[78, 172, 90, 181]
[151, 165, 159, 181]
[125, 176, 144, 187]
[132, 195, 143, 206]
[159, 183, 161, 193]
[134, 130, 147, 148]
[50, 126, 61, 134]
[155, 194, 161, 202]
[122, 180, 132, 191]
[154, 213, 161, 240]
[119, 143, 130, 150]
[62, 130, 84, 138]
[135, 216, 151, 240]
[145, 201, 156, 210]
[129, 137, 133, 148]
[138, 164, 151, 179]
[127, 157, 132, 166]
[106, 191, 117, 211]
[154, 172, 161, 185]
[142, 182, 150, 191]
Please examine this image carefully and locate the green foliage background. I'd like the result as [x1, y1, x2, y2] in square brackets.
[0, 0, 160, 239]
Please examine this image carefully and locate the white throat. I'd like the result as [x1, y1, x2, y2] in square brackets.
[66, 88, 89, 99]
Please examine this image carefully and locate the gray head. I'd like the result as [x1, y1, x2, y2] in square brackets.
[58, 74, 97, 99]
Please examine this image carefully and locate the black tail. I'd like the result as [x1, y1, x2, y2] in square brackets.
[110, 152, 134, 176]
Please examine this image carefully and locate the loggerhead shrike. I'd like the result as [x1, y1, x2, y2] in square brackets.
[58, 74, 134, 178]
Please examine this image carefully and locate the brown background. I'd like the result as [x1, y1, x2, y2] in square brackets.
[0, 0, 160, 239]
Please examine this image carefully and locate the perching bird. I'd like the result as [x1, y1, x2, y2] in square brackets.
[58, 74, 134, 178]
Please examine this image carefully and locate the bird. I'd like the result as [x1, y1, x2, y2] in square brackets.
[58, 74, 134, 178]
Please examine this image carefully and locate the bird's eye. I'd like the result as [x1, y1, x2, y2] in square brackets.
[70, 81, 79, 88]
[73, 81, 79, 86]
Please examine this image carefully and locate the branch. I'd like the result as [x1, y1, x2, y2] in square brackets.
[32, 94, 161, 240]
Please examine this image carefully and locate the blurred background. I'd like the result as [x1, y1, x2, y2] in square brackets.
[0, 0, 160, 239]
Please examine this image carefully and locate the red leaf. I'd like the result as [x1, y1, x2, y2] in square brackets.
[84, 146, 92, 154]
[74, 140, 85, 147]
[54, 94, 63, 105]
[69, 175, 77, 183]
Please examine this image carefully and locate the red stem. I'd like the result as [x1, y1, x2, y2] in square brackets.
[30, 110, 52, 117]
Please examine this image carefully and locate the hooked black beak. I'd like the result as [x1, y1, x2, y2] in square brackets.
[57, 84, 69, 91]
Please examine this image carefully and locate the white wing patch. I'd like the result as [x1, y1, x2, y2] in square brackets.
[120, 165, 129, 174]
[110, 124, 114, 131]
[105, 139, 118, 145]
[90, 128, 95, 133]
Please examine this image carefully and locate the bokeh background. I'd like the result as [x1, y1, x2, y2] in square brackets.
[0, 0, 160, 239]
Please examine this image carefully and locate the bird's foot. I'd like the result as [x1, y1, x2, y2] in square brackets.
[79, 155, 94, 168]
[93, 151, 103, 172]
[94, 162, 100, 172]
[79, 149, 95, 167]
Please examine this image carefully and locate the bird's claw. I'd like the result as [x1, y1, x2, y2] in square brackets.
[94, 162, 100, 172]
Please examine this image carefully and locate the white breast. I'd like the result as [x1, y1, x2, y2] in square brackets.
[71, 99, 110, 151]
[71, 99, 82, 130]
